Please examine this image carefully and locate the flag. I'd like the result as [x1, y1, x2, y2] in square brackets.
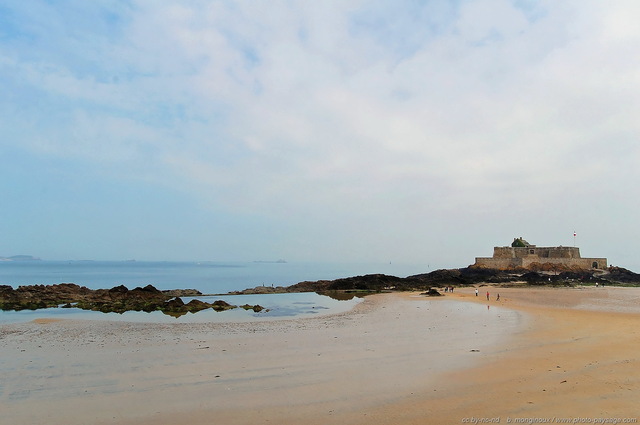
[573, 231, 577, 237]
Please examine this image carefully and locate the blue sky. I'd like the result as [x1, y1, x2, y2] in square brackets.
[1, 0, 639, 269]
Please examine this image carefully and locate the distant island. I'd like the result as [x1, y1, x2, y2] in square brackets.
[0, 255, 41, 261]
[253, 259, 287, 263]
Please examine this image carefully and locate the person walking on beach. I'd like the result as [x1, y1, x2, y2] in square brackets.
[475, 288, 478, 297]
[496, 293, 500, 301]
[486, 291, 490, 301]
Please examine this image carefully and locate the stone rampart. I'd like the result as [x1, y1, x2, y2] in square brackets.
[474, 258, 514, 269]
[475, 245, 607, 270]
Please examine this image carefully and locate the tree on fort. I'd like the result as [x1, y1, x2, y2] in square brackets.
[512, 237, 528, 247]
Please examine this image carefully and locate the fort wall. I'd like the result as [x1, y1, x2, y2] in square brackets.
[492, 246, 581, 259]
[474, 244, 607, 270]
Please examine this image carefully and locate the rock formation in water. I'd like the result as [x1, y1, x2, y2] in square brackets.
[0, 283, 263, 315]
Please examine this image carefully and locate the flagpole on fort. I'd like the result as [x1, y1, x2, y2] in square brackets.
[573, 231, 576, 247]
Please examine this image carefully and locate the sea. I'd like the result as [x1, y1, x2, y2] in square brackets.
[0, 260, 430, 324]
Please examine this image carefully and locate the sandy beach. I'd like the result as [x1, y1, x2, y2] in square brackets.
[419, 286, 640, 423]
[2, 286, 640, 424]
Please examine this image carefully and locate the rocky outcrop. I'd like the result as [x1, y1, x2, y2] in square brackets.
[232, 266, 640, 295]
[240, 303, 266, 312]
[211, 300, 236, 311]
[278, 269, 516, 293]
[1, 283, 96, 310]
[228, 285, 289, 295]
[605, 266, 640, 283]
[0, 284, 263, 315]
[162, 289, 203, 297]
[285, 274, 411, 293]
[421, 288, 442, 297]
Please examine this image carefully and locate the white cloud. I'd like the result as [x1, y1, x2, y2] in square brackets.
[151, 0, 640, 220]
[3, 0, 640, 263]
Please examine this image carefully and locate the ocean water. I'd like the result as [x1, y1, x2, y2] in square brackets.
[0, 260, 429, 293]
[0, 260, 429, 324]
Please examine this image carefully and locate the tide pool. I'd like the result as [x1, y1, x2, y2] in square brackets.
[0, 292, 363, 324]
[0, 259, 431, 324]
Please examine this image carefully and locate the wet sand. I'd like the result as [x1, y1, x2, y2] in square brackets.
[1, 286, 639, 424]
[379, 286, 640, 424]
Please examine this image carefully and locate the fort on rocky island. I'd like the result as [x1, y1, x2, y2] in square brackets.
[473, 237, 607, 270]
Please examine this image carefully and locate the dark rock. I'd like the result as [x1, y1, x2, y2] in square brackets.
[289, 274, 412, 292]
[135, 284, 162, 293]
[185, 299, 211, 312]
[605, 266, 640, 283]
[421, 288, 442, 297]
[521, 271, 544, 284]
[211, 300, 236, 311]
[0, 282, 169, 312]
[162, 289, 203, 297]
[0, 282, 250, 315]
[109, 285, 129, 293]
[165, 297, 186, 309]
[240, 304, 265, 312]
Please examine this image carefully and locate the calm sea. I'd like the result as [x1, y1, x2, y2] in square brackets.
[0, 260, 429, 292]
[0, 260, 429, 324]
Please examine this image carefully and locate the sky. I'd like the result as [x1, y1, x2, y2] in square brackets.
[1, 0, 639, 269]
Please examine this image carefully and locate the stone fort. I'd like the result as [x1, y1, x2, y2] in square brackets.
[473, 237, 607, 270]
